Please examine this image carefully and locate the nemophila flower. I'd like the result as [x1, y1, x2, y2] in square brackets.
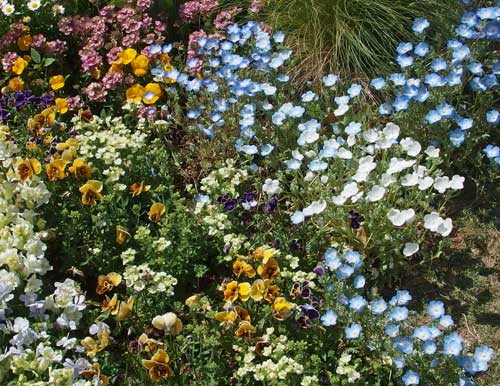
[393, 95, 410, 112]
[390, 306, 409, 322]
[443, 332, 464, 356]
[474, 345, 494, 364]
[291, 211, 305, 224]
[467, 61, 483, 76]
[148, 203, 166, 222]
[413, 325, 432, 341]
[301, 91, 318, 103]
[390, 73, 406, 86]
[447, 70, 462, 86]
[347, 83, 362, 98]
[431, 59, 448, 72]
[349, 295, 367, 312]
[368, 299, 387, 316]
[397, 42, 413, 54]
[379, 102, 393, 115]
[403, 242, 419, 257]
[456, 116, 473, 130]
[483, 145, 500, 159]
[485, 20, 500, 39]
[307, 159, 327, 171]
[385, 324, 399, 337]
[394, 337, 414, 354]
[343, 249, 361, 266]
[345, 323, 362, 339]
[414, 42, 430, 57]
[440, 314, 455, 328]
[397, 54, 414, 69]
[452, 44, 471, 61]
[387, 208, 415, 226]
[337, 264, 354, 280]
[413, 17, 430, 33]
[427, 300, 445, 319]
[425, 73, 446, 88]
[320, 310, 337, 326]
[322, 73, 338, 87]
[486, 110, 499, 125]
[449, 129, 466, 147]
[402, 370, 420, 385]
[370, 77, 386, 90]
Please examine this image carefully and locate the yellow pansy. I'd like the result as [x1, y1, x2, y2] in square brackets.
[7, 77, 24, 92]
[96, 272, 122, 295]
[253, 246, 277, 264]
[17, 35, 32, 51]
[117, 48, 137, 65]
[142, 83, 161, 104]
[115, 225, 130, 245]
[138, 333, 164, 353]
[126, 84, 144, 102]
[108, 63, 123, 73]
[45, 159, 67, 181]
[257, 257, 280, 280]
[223, 281, 251, 302]
[235, 321, 256, 337]
[272, 297, 294, 321]
[101, 293, 119, 313]
[214, 310, 237, 329]
[49, 75, 65, 90]
[12, 57, 28, 75]
[115, 297, 134, 321]
[68, 158, 92, 179]
[233, 258, 256, 279]
[79, 180, 103, 205]
[81, 363, 109, 386]
[160, 53, 171, 64]
[15, 158, 41, 180]
[142, 350, 174, 382]
[148, 203, 166, 222]
[54, 98, 68, 114]
[131, 54, 149, 76]
[129, 181, 150, 197]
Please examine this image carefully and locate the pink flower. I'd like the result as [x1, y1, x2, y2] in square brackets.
[31, 34, 47, 49]
[102, 71, 123, 90]
[84, 82, 108, 102]
[1, 52, 19, 72]
[250, 0, 264, 13]
[179, 0, 218, 22]
[107, 47, 123, 64]
[214, 7, 241, 30]
[66, 96, 84, 111]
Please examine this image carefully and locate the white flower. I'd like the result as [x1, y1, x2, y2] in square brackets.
[387, 208, 416, 226]
[262, 179, 281, 196]
[291, 211, 305, 224]
[363, 129, 379, 143]
[425, 145, 440, 158]
[433, 176, 450, 193]
[423, 212, 453, 236]
[401, 173, 419, 186]
[27, 0, 41, 11]
[436, 218, 453, 236]
[334, 104, 349, 117]
[303, 200, 327, 216]
[383, 122, 400, 140]
[379, 173, 397, 187]
[400, 137, 422, 156]
[386, 157, 416, 174]
[418, 176, 434, 190]
[450, 175, 465, 190]
[292, 149, 304, 160]
[337, 148, 353, 159]
[403, 242, 420, 256]
[1, 3, 15, 15]
[297, 129, 319, 146]
[367, 185, 385, 202]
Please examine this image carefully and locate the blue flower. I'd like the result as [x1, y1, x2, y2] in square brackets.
[390, 290, 412, 305]
[397, 42, 414, 55]
[307, 159, 328, 171]
[353, 275, 366, 289]
[389, 73, 406, 86]
[439, 314, 455, 328]
[343, 250, 361, 267]
[452, 44, 471, 61]
[486, 110, 500, 125]
[394, 337, 414, 354]
[379, 102, 393, 115]
[443, 332, 464, 356]
[447, 71, 463, 86]
[413, 326, 432, 341]
[336, 264, 354, 280]
[384, 324, 399, 337]
[370, 299, 387, 315]
[260, 144, 274, 156]
[414, 42, 430, 57]
[425, 110, 442, 124]
[393, 95, 410, 112]
[347, 83, 362, 98]
[456, 116, 473, 130]
[436, 103, 455, 118]
[301, 91, 318, 103]
[370, 77, 386, 90]
[402, 370, 420, 385]
[431, 59, 448, 72]
[425, 73, 446, 88]
[390, 306, 409, 322]
[467, 61, 484, 76]
[449, 129, 466, 147]
[483, 145, 500, 159]
[345, 323, 362, 339]
[474, 345, 494, 363]
[291, 211, 305, 224]
[349, 295, 367, 312]
[320, 310, 338, 326]
[345, 121, 362, 135]
[457, 377, 475, 386]
[413, 17, 430, 33]
[273, 31, 285, 43]
[397, 54, 414, 69]
[423, 341, 437, 355]
[393, 356, 406, 369]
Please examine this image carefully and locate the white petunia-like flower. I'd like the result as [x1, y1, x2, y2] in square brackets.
[450, 175, 465, 190]
[400, 137, 422, 157]
[382, 122, 400, 140]
[387, 157, 416, 174]
[423, 212, 453, 236]
[303, 200, 327, 216]
[403, 242, 420, 256]
[433, 176, 450, 193]
[334, 104, 349, 117]
[367, 185, 385, 202]
[262, 178, 281, 196]
[425, 145, 440, 158]
[418, 176, 434, 190]
[337, 148, 353, 159]
[387, 208, 416, 226]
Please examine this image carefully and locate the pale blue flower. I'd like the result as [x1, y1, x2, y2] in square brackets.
[413, 17, 430, 33]
[291, 211, 305, 224]
[321, 310, 338, 326]
[402, 370, 420, 385]
[322, 74, 338, 87]
[414, 42, 430, 57]
[370, 77, 386, 90]
[345, 323, 362, 339]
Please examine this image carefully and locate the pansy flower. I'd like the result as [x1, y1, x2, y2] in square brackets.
[68, 158, 91, 179]
[79, 180, 103, 205]
[223, 281, 251, 302]
[272, 297, 294, 320]
[130, 181, 151, 197]
[233, 258, 256, 278]
[148, 203, 166, 222]
[96, 272, 122, 295]
[15, 158, 41, 180]
[142, 350, 174, 382]
[49, 75, 65, 90]
[46, 159, 67, 181]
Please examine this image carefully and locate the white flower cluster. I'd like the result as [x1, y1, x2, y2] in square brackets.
[336, 353, 361, 383]
[123, 263, 177, 295]
[199, 159, 248, 197]
[235, 328, 304, 383]
[74, 115, 148, 183]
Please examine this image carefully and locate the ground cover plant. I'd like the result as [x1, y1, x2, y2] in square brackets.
[0, 0, 498, 385]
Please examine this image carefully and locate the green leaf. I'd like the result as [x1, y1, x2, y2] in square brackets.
[43, 58, 56, 67]
[30, 48, 41, 64]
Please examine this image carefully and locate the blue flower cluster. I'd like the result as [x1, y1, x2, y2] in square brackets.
[314, 247, 494, 386]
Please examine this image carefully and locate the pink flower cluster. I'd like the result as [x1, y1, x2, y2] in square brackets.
[250, 0, 264, 14]
[179, 0, 218, 22]
[214, 7, 242, 30]
[1, 52, 19, 72]
[0, 21, 24, 51]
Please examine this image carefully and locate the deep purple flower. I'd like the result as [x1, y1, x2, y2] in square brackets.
[349, 209, 365, 230]
[224, 198, 238, 211]
[264, 196, 278, 213]
[0, 108, 9, 122]
[271, 239, 280, 249]
[216, 194, 230, 204]
[297, 314, 312, 328]
[313, 265, 326, 276]
[300, 304, 320, 320]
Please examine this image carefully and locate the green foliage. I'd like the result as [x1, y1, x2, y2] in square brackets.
[260, 0, 461, 83]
